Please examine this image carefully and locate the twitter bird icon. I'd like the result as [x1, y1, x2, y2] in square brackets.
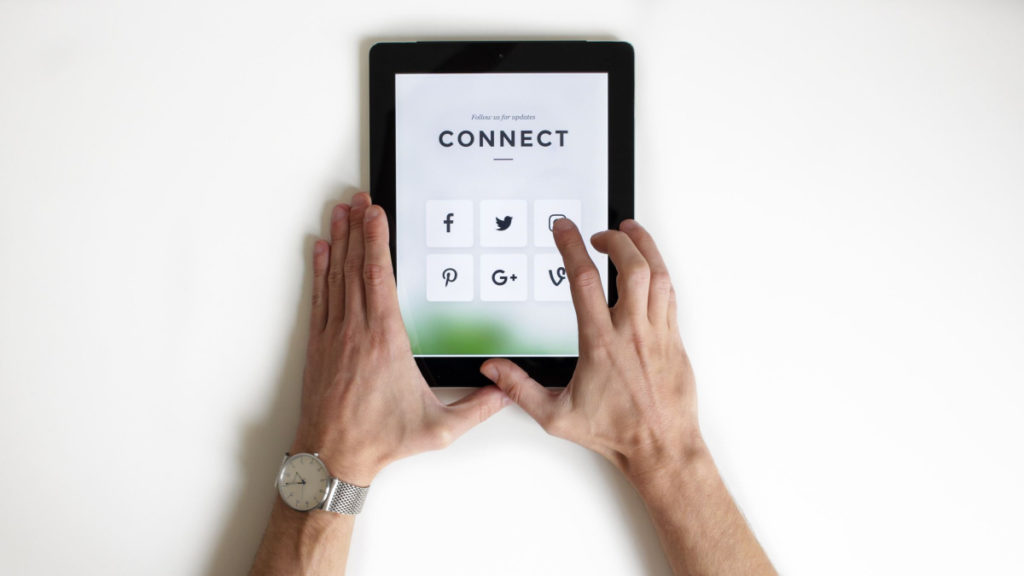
[495, 215, 513, 231]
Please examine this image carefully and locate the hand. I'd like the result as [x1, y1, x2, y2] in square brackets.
[294, 193, 508, 486]
[480, 218, 700, 481]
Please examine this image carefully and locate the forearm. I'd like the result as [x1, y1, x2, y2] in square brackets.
[625, 439, 776, 576]
[249, 499, 355, 576]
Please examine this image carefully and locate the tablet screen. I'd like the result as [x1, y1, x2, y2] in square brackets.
[395, 73, 608, 356]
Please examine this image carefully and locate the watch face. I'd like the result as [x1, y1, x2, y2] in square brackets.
[277, 453, 330, 511]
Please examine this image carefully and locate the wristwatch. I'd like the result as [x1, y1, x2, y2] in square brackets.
[276, 452, 370, 515]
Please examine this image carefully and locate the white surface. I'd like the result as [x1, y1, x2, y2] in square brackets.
[1, 1, 1023, 575]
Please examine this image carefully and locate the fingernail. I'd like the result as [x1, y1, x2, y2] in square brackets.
[619, 219, 639, 231]
[481, 364, 499, 381]
[364, 205, 382, 222]
[552, 217, 573, 232]
[352, 193, 370, 208]
[331, 204, 348, 223]
[314, 241, 326, 255]
[500, 393, 513, 406]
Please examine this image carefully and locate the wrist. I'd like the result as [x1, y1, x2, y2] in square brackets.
[618, 428, 711, 495]
[271, 496, 352, 529]
[251, 499, 354, 575]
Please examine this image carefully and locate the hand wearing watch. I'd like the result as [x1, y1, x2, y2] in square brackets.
[276, 452, 370, 515]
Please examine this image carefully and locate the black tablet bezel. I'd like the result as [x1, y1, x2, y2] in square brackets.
[369, 41, 634, 387]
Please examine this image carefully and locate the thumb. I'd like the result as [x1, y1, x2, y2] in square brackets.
[440, 385, 509, 442]
[480, 359, 557, 426]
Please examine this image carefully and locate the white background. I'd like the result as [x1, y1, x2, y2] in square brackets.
[1, 1, 1022, 575]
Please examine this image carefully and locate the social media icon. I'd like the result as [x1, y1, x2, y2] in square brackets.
[427, 254, 473, 301]
[534, 252, 573, 301]
[533, 200, 581, 248]
[442, 267, 458, 287]
[491, 269, 518, 286]
[480, 200, 527, 247]
[481, 254, 527, 301]
[426, 200, 473, 248]
[548, 266, 566, 286]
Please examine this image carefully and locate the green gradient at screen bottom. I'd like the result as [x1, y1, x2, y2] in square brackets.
[407, 312, 578, 356]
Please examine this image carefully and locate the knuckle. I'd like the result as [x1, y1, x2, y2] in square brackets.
[572, 266, 601, 288]
[327, 266, 344, 285]
[363, 263, 388, 287]
[310, 290, 325, 309]
[347, 215, 364, 233]
[348, 207, 364, 224]
[623, 262, 651, 286]
[476, 402, 494, 425]
[498, 375, 531, 409]
[343, 259, 363, 279]
[363, 220, 388, 243]
[501, 379, 523, 405]
[339, 324, 362, 349]
[650, 270, 672, 294]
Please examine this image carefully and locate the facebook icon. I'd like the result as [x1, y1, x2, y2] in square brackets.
[427, 200, 471, 248]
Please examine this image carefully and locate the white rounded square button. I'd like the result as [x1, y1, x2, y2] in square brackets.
[480, 253, 527, 302]
[480, 199, 527, 248]
[426, 200, 473, 248]
[534, 252, 572, 302]
[532, 199, 581, 247]
[533, 199, 581, 248]
[426, 254, 473, 302]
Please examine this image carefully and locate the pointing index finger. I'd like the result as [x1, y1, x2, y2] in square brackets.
[552, 218, 612, 342]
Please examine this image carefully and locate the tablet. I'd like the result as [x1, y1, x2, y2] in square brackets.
[369, 41, 634, 386]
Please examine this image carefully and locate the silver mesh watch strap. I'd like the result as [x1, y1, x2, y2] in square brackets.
[323, 478, 370, 515]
